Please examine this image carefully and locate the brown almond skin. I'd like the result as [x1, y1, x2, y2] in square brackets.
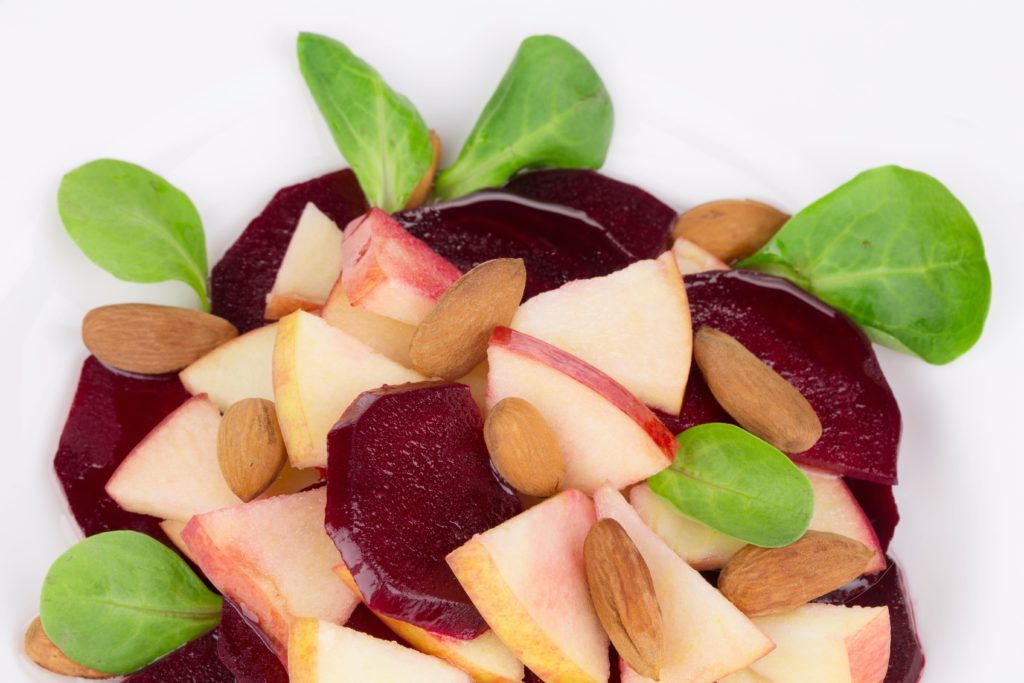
[484, 398, 565, 497]
[83, 303, 237, 375]
[409, 258, 526, 380]
[584, 519, 664, 680]
[218, 398, 288, 502]
[718, 531, 875, 617]
[693, 326, 822, 453]
[673, 199, 789, 263]
[404, 130, 442, 210]
[24, 617, 112, 678]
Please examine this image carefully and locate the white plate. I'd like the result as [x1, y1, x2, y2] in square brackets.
[2, 2, 1022, 681]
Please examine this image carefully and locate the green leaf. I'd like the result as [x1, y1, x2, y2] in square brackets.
[647, 424, 814, 548]
[741, 165, 991, 364]
[39, 531, 222, 674]
[434, 35, 613, 200]
[297, 32, 433, 212]
[58, 159, 210, 310]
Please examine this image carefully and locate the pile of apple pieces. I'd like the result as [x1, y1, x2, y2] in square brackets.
[82, 200, 899, 683]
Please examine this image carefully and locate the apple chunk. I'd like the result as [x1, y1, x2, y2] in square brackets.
[511, 254, 691, 414]
[342, 208, 461, 325]
[265, 202, 345, 320]
[447, 489, 609, 683]
[671, 237, 729, 275]
[180, 323, 277, 411]
[631, 466, 885, 572]
[593, 485, 773, 683]
[486, 327, 675, 493]
[273, 310, 425, 468]
[743, 604, 891, 683]
[105, 395, 240, 521]
[182, 488, 359, 657]
[320, 276, 416, 366]
[289, 619, 473, 683]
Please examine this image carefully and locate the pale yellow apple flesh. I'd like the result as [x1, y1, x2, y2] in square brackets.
[180, 323, 277, 410]
[671, 237, 729, 275]
[265, 202, 345, 320]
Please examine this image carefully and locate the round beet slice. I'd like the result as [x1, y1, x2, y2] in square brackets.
[326, 382, 522, 640]
[680, 270, 902, 485]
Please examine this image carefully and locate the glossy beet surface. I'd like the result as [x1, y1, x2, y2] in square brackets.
[217, 600, 287, 683]
[398, 170, 675, 299]
[326, 382, 522, 639]
[819, 557, 925, 683]
[679, 270, 902, 484]
[344, 604, 405, 643]
[54, 356, 191, 539]
[210, 170, 368, 332]
[123, 630, 232, 683]
[846, 479, 900, 552]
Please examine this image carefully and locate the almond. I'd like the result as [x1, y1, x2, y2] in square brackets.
[409, 258, 527, 380]
[484, 397, 565, 497]
[405, 130, 442, 210]
[718, 531, 874, 616]
[693, 327, 822, 453]
[672, 199, 789, 263]
[24, 617, 112, 678]
[584, 519, 664, 680]
[218, 398, 288, 502]
[83, 303, 237, 375]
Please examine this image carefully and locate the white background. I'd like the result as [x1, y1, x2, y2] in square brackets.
[1, 0, 1022, 680]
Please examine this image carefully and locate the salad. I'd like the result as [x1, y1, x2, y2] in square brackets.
[25, 32, 990, 682]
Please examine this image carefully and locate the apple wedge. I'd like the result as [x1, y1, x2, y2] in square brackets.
[333, 561, 524, 683]
[510, 254, 691, 414]
[182, 488, 359, 657]
[671, 237, 729, 275]
[718, 669, 772, 683]
[273, 310, 425, 468]
[593, 484, 774, 683]
[631, 466, 885, 572]
[265, 202, 345, 320]
[744, 604, 891, 683]
[159, 519, 199, 564]
[342, 208, 461, 325]
[447, 489, 609, 683]
[486, 327, 675, 493]
[321, 275, 417, 366]
[289, 618, 473, 683]
[180, 323, 277, 410]
[105, 395, 240, 521]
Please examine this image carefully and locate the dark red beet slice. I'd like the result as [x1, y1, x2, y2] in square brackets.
[326, 382, 522, 639]
[210, 169, 368, 333]
[124, 630, 233, 683]
[846, 479, 900, 553]
[680, 270, 902, 484]
[53, 356, 190, 540]
[217, 600, 287, 683]
[818, 557, 925, 682]
[344, 604, 404, 644]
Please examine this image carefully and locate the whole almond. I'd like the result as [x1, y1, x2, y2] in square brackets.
[24, 617, 111, 678]
[694, 327, 822, 453]
[484, 397, 565, 497]
[404, 130, 442, 210]
[673, 199, 789, 263]
[409, 258, 527, 380]
[718, 531, 874, 616]
[83, 303, 237, 375]
[584, 519, 663, 680]
[218, 398, 288, 502]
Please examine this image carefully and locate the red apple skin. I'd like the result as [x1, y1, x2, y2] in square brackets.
[488, 327, 677, 461]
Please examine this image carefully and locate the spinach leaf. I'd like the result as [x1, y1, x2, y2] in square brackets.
[741, 165, 990, 364]
[39, 531, 222, 674]
[297, 32, 433, 212]
[58, 159, 210, 310]
[647, 424, 814, 547]
[434, 35, 613, 200]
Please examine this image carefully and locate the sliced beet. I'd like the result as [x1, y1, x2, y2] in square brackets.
[845, 478, 900, 553]
[681, 270, 902, 484]
[217, 600, 287, 683]
[53, 356, 191, 539]
[326, 382, 522, 640]
[344, 604, 404, 644]
[396, 169, 675, 299]
[124, 630, 233, 683]
[818, 557, 925, 682]
[210, 169, 368, 333]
